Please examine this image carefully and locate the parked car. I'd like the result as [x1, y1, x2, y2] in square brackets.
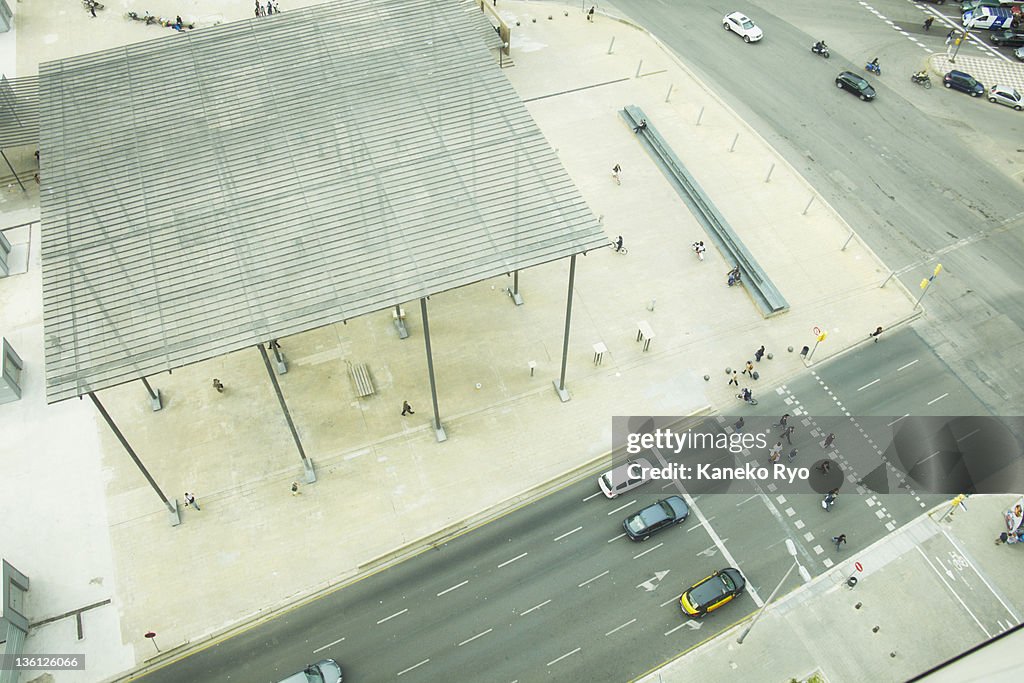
[943, 70, 985, 96]
[989, 29, 1024, 45]
[279, 660, 343, 683]
[623, 495, 689, 541]
[835, 71, 876, 100]
[722, 11, 763, 42]
[680, 568, 747, 617]
[1015, 45, 1024, 59]
[988, 84, 1023, 109]
[598, 458, 652, 498]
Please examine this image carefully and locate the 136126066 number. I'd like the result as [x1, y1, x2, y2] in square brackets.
[1, 654, 86, 670]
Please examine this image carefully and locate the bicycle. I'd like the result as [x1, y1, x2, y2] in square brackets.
[609, 242, 628, 255]
[737, 393, 758, 405]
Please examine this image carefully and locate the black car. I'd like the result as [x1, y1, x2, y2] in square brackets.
[989, 30, 1024, 47]
[835, 71, 876, 101]
[943, 70, 985, 96]
[623, 495, 689, 541]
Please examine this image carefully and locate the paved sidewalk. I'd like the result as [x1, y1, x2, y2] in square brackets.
[638, 494, 1024, 683]
[1, 3, 924, 682]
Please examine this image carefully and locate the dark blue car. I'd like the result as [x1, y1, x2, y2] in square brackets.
[943, 70, 985, 97]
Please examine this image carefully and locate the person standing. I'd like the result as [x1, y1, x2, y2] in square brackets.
[816, 460, 831, 475]
[754, 345, 766, 362]
[291, 482, 301, 496]
[401, 400, 415, 416]
[184, 492, 200, 511]
[612, 164, 621, 185]
[787, 448, 799, 463]
[212, 378, 225, 393]
[832, 533, 847, 551]
[823, 432, 836, 449]
[733, 417, 744, 433]
[587, 6, 594, 21]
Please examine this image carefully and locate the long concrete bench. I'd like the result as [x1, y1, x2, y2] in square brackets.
[350, 362, 375, 397]
[622, 106, 789, 317]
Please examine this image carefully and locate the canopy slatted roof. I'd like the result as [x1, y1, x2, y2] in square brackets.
[38, 0, 606, 403]
[0, 75, 40, 148]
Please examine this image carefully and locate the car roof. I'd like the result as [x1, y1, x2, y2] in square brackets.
[948, 70, 974, 78]
[727, 11, 750, 21]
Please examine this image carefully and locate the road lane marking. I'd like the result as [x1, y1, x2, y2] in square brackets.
[498, 552, 528, 568]
[664, 621, 697, 636]
[607, 533, 627, 543]
[736, 495, 758, 507]
[583, 491, 603, 501]
[377, 609, 408, 624]
[920, 450, 941, 464]
[313, 637, 344, 653]
[916, 547, 991, 638]
[578, 570, 610, 587]
[955, 429, 980, 443]
[897, 360, 919, 372]
[935, 526, 1021, 621]
[437, 580, 469, 597]
[520, 599, 551, 616]
[608, 500, 636, 515]
[928, 393, 949, 405]
[632, 542, 664, 559]
[547, 648, 582, 667]
[605, 619, 636, 636]
[887, 414, 909, 426]
[553, 526, 583, 542]
[396, 659, 430, 676]
[857, 378, 880, 391]
[458, 628, 493, 647]
[660, 593, 683, 608]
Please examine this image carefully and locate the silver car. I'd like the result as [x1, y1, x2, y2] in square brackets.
[988, 84, 1023, 110]
[279, 660, 343, 683]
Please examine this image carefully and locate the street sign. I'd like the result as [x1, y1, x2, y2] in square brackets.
[854, 562, 863, 573]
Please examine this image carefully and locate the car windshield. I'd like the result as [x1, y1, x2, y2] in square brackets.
[855, 79, 869, 91]
[741, 19, 754, 29]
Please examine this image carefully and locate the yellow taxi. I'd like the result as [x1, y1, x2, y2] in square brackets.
[680, 567, 746, 617]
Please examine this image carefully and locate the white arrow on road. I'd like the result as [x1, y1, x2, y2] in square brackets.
[637, 570, 670, 592]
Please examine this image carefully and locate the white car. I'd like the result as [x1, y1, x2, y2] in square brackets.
[988, 84, 1023, 110]
[723, 12, 763, 43]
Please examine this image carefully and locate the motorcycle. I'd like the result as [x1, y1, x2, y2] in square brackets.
[811, 43, 830, 58]
[865, 61, 882, 75]
[911, 72, 932, 89]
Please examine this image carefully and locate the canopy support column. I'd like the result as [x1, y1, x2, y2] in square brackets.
[421, 297, 447, 442]
[0, 150, 26, 194]
[553, 254, 576, 402]
[508, 271, 524, 305]
[140, 376, 162, 411]
[257, 343, 314, 482]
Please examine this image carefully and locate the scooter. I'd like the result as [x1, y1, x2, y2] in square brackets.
[811, 43, 830, 58]
[911, 72, 932, 89]
[865, 61, 882, 75]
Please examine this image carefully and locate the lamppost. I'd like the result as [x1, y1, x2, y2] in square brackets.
[736, 539, 811, 645]
[914, 263, 943, 309]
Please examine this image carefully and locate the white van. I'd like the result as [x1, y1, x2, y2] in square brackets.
[598, 458, 652, 498]
[963, 7, 1016, 30]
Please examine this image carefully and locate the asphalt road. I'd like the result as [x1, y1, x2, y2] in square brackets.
[608, 0, 1024, 414]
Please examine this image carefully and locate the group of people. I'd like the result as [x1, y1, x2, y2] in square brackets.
[256, 0, 281, 16]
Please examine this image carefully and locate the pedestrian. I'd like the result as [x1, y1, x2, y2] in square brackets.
[823, 489, 838, 511]
[869, 326, 883, 343]
[272, 0, 280, 13]
[924, 17, 934, 31]
[692, 241, 706, 261]
[728, 370, 739, 386]
[816, 460, 831, 475]
[787, 448, 798, 463]
[823, 432, 836, 449]
[613, 235, 624, 252]
[754, 345, 766, 362]
[741, 387, 753, 403]
[780, 425, 795, 445]
[733, 417, 744, 433]
[212, 378, 225, 393]
[291, 482, 301, 496]
[267, 339, 281, 350]
[401, 400, 415, 416]
[256, 0, 263, 17]
[267, 1, 273, 16]
[90, 2, 96, 18]
[184, 491, 200, 511]
[612, 163, 621, 185]
[775, 413, 790, 428]
[768, 441, 783, 463]
[742, 360, 755, 377]
[587, 6, 594, 21]
[832, 533, 847, 551]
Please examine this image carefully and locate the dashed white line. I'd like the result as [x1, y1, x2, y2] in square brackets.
[920, 450, 941, 464]
[313, 637, 345, 653]
[579, 570, 610, 587]
[458, 628, 493, 647]
[664, 621, 691, 636]
[632, 542, 664, 559]
[520, 602, 552, 618]
[660, 593, 683, 608]
[553, 526, 583, 542]
[396, 659, 430, 676]
[608, 500, 636, 515]
[888, 414, 909, 426]
[498, 552, 528, 568]
[928, 393, 949, 405]
[377, 609, 408, 624]
[437, 580, 468, 597]
[857, 378, 881, 392]
[605, 619, 637, 636]
[897, 360, 919, 372]
[547, 648, 582, 667]
[583, 491, 603, 501]
[956, 429, 980, 443]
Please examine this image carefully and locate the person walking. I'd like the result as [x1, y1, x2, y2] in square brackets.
[401, 400, 415, 416]
[742, 360, 755, 377]
[754, 345, 766, 362]
[787, 448, 799, 463]
[212, 378, 225, 393]
[816, 460, 832, 475]
[823, 488, 839, 511]
[775, 413, 790, 428]
[768, 441, 783, 464]
[728, 370, 739, 386]
[612, 164, 621, 185]
[923, 16, 934, 31]
[823, 432, 836, 449]
[780, 425, 796, 445]
[733, 417, 744, 433]
[832, 533, 847, 551]
[632, 118, 647, 133]
[692, 241, 706, 261]
[869, 326, 883, 343]
[184, 492, 200, 511]
[291, 482, 301, 496]
[587, 6, 595, 21]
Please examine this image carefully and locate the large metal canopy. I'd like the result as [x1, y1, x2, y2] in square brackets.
[38, 0, 606, 404]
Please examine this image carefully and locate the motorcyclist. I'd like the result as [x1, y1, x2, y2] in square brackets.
[913, 70, 928, 81]
[814, 40, 827, 53]
[870, 57, 879, 69]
